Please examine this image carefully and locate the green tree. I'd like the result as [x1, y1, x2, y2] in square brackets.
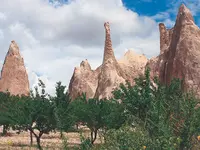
[112, 68, 200, 149]
[0, 92, 15, 136]
[12, 80, 56, 150]
[71, 94, 125, 144]
[51, 81, 74, 138]
[113, 67, 154, 125]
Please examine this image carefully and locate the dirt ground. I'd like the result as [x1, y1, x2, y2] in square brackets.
[0, 127, 103, 150]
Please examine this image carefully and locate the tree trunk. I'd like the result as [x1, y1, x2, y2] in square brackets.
[29, 129, 43, 150]
[91, 130, 98, 144]
[30, 131, 33, 146]
[36, 136, 42, 150]
[60, 130, 63, 138]
[91, 131, 93, 143]
[2, 125, 8, 136]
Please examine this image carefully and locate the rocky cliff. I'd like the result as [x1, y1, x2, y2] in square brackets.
[0, 41, 29, 96]
[69, 22, 148, 99]
[147, 4, 200, 96]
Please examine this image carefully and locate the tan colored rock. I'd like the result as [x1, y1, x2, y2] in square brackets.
[68, 59, 100, 100]
[118, 50, 147, 84]
[69, 22, 148, 100]
[147, 4, 200, 96]
[94, 22, 126, 99]
[0, 41, 29, 96]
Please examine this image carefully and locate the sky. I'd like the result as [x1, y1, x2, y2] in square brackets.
[0, 0, 199, 95]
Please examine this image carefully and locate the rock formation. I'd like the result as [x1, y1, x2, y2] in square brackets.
[147, 4, 200, 96]
[69, 22, 148, 99]
[68, 59, 101, 100]
[118, 50, 147, 84]
[0, 41, 29, 96]
[94, 22, 126, 99]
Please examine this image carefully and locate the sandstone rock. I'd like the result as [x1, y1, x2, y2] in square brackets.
[68, 59, 100, 100]
[94, 22, 126, 99]
[147, 4, 200, 96]
[69, 22, 148, 99]
[118, 50, 147, 85]
[0, 41, 29, 96]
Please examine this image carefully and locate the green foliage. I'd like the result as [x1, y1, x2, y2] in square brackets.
[0, 92, 12, 135]
[113, 67, 154, 124]
[71, 94, 126, 144]
[79, 132, 93, 150]
[52, 81, 75, 137]
[8, 80, 56, 150]
[112, 68, 200, 150]
[1, 67, 200, 150]
[101, 125, 150, 150]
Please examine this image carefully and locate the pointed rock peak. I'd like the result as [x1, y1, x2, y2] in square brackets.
[119, 49, 147, 64]
[103, 22, 116, 63]
[80, 59, 91, 70]
[8, 40, 20, 56]
[159, 23, 167, 32]
[104, 22, 111, 34]
[74, 66, 81, 74]
[179, 4, 189, 12]
[176, 4, 194, 26]
[124, 50, 136, 56]
[124, 50, 146, 58]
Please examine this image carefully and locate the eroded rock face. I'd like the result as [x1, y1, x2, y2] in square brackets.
[118, 50, 147, 85]
[69, 22, 148, 99]
[147, 4, 200, 96]
[68, 60, 100, 100]
[0, 41, 29, 96]
[94, 22, 126, 99]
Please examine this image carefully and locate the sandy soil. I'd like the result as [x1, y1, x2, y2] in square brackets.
[0, 127, 103, 150]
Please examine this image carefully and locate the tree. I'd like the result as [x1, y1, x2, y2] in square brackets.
[112, 68, 200, 149]
[0, 92, 18, 136]
[51, 81, 74, 138]
[113, 67, 154, 124]
[12, 80, 56, 150]
[71, 94, 125, 144]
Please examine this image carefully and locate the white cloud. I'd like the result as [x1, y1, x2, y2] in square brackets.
[0, 0, 160, 95]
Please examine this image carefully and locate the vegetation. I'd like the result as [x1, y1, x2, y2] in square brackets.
[71, 94, 125, 144]
[0, 68, 200, 150]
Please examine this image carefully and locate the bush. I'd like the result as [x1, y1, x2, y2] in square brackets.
[112, 68, 200, 149]
[101, 125, 150, 150]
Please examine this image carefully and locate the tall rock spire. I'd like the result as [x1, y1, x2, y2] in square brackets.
[68, 22, 148, 100]
[0, 41, 30, 96]
[159, 23, 170, 54]
[94, 22, 125, 99]
[147, 4, 200, 97]
[175, 4, 194, 26]
[8, 40, 20, 56]
[103, 22, 116, 63]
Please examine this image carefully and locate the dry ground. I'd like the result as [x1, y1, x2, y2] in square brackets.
[0, 127, 103, 150]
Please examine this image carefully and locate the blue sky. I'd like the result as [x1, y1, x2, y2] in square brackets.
[123, 0, 200, 26]
[123, 0, 168, 16]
